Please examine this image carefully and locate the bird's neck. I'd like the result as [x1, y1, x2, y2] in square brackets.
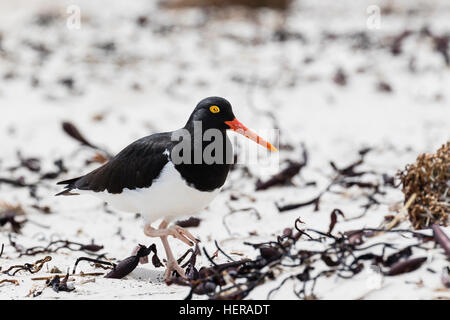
[172, 122, 232, 166]
[173, 123, 232, 191]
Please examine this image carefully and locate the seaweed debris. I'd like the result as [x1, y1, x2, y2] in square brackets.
[398, 142, 449, 229]
[167, 213, 439, 300]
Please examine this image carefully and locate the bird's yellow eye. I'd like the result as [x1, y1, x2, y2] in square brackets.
[210, 105, 220, 113]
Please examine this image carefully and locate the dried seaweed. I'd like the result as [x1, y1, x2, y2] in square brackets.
[168, 216, 435, 300]
[276, 148, 384, 213]
[256, 144, 308, 191]
[62, 122, 97, 149]
[327, 209, 344, 234]
[72, 257, 116, 274]
[398, 142, 449, 229]
[332, 68, 347, 86]
[442, 267, 450, 288]
[8, 152, 41, 173]
[0, 279, 19, 286]
[61, 121, 112, 159]
[0, 177, 33, 188]
[9, 236, 104, 257]
[431, 224, 450, 257]
[390, 30, 411, 55]
[40, 159, 68, 180]
[0, 176, 38, 201]
[0, 203, 27, 233]
[2, 256, 52, 276]
[31, 204, 52, 214]
[223, 205, 261, 235]
[4, 152, 67, 183]
[47, 272, 75, 292]
[175, 217, 202, 228]
[433, 35, 450, 66]
[71, 244, 162, 279]
[421, 27, 450, 66]
[377, 81, 393, 93]
[387, 257, 427, 276]
[104, 246, 151, 279]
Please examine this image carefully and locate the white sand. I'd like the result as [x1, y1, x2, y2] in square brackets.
[0, 0, 449, 299]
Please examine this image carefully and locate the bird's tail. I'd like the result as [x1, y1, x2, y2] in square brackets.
[55, 189, 79, 196]
[55, 177, 82, 196]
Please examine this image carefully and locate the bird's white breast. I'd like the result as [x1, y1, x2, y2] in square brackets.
[86, 161, 220, 223]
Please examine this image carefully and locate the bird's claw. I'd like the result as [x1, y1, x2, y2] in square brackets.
[168, 225, 199, 247]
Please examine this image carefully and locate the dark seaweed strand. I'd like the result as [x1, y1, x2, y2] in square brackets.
[172, 218, 436, 300]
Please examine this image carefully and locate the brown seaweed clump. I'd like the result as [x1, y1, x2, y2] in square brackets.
[398, 142, 449, 229]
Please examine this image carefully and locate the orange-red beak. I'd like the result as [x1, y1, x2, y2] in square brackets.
[225, 118, 278, 152]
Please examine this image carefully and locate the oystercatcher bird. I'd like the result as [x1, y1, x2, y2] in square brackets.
[56, 96, 277, 280]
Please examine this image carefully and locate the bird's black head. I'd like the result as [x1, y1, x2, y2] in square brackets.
[184, 96, 278, 152]
[185, 96, 235, 131]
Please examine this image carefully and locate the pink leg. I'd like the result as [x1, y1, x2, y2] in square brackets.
[143, 220, 199, 281]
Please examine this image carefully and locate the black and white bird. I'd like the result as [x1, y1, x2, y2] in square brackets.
[56, 96, 277, 281]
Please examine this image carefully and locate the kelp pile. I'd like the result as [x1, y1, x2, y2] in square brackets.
[398, 142, 449, 229]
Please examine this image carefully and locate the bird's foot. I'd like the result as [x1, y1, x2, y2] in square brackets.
[144, 223, 199, 246]
[164, 259, 186, 282]
[131, 245, 149, 264]
[167, 225, 199, 247]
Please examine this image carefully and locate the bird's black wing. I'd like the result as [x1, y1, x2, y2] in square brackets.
[56, 133, 171, 195]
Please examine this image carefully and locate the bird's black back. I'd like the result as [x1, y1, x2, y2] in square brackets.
[57, 129, 233, 195]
